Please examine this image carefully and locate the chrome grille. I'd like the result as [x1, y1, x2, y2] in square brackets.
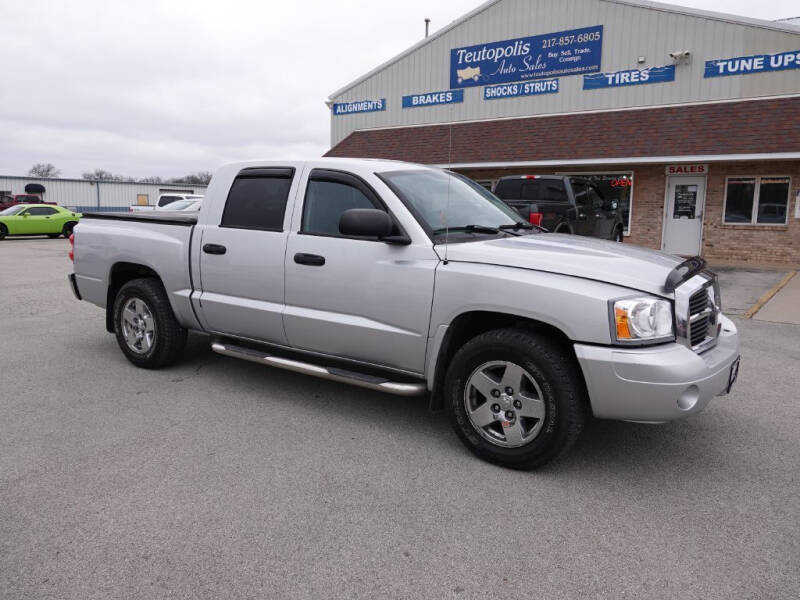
[675, 274, 721, 354]
[689, 289, 712, 347]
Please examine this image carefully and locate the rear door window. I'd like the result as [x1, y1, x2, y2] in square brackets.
[221, 169, 294, 231]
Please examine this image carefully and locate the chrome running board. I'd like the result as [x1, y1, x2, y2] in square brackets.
[211, 341, 427, 397]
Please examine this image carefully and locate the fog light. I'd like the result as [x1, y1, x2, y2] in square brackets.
[677, 385, 699, 411]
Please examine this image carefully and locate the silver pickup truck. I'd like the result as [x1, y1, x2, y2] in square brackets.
[69, 158, 740, 469]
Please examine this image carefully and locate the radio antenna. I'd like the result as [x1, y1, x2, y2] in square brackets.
[443, 121, 453, 264]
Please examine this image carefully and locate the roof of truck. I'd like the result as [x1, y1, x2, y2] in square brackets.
[221, 157, 436, 174]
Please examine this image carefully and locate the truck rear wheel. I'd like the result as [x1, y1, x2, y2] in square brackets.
[444, 328, 586, 470]
[113, 278, 187, 369]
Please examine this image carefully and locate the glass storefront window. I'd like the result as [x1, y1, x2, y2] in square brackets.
[559, 173, 633, 234]
[724, 176, 790, 225]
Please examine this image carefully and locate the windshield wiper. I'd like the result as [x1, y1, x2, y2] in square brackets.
[499, 222, 547, 233]
[433, 224, 507, 235]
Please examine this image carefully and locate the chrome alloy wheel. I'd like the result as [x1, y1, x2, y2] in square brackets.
[464, 361, 546, 448]
[121, 297, 156, 354]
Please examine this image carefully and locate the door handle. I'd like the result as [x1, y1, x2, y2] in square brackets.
[203, 243, 227, 255]
[294, 253, 325, 266]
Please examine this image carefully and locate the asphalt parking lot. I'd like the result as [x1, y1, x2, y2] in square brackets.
[1, 238, 799, 600]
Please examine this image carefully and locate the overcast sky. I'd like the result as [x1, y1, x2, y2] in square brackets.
[1, 0, 797, 179]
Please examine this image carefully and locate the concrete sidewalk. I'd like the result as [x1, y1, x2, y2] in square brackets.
[752, 272, 800, 325]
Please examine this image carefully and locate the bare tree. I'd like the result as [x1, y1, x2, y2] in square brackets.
[27, 163, 61, 178]
[170, 171, 212, 185]
[81, 169, 124, 181]
[138, 176, 164, 184]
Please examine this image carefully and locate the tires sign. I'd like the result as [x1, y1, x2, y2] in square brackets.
[450, 25, 603, 89]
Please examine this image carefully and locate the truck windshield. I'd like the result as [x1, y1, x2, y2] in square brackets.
[378, 169, 527, 237]
[0, 205, 27, 215]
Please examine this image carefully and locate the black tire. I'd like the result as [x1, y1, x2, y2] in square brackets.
[555, 225, 572, 235]
[613, 226, 624, 242]
[112, 277, 187, 369]
[445, 328, 586, 470]
[0, 224, 6, 240]
[62, 222, 77, 238]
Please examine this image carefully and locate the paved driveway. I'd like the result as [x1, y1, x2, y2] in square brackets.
[1, 238, 798, 599]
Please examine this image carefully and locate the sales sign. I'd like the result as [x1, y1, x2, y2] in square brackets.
[331, 98, 385, 116]
[402, 89, 464, 108]
[450, 25, 603, 89]
[704, 49, 800, 78]
[583, 64, 675, 89]
[484, 79, 559, 100]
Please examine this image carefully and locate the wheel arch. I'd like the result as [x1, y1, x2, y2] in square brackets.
[554, 221, 573, 234]
[428, 310, 583, 411]
[105, 262, 163, 333]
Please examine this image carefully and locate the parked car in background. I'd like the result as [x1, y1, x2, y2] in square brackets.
[0, 204, 81, 239]
[129, 194, 204, 212]
[493, 175, 625, 242]
[69, 158, 739, 470]
[159, 198, 202, 212]
[0, 194, 51, 211]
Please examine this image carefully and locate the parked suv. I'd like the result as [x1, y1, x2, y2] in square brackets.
[493, 175, 625, 242]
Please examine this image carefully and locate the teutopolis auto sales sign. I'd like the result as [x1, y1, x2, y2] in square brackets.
[450, 25, 603, 89]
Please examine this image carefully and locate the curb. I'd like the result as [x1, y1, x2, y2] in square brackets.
[743, 270, 798, 319]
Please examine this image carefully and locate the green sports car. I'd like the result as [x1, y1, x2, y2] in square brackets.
[0, 204, 82, 240]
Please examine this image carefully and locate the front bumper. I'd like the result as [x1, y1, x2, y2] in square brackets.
[574, 314, 739, 422]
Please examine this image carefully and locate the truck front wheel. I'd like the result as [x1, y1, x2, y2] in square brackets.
[444, 328, 586, 469]
[112, 277, 187, 369]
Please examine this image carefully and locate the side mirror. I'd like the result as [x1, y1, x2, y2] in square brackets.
[340, 208, 402, 241]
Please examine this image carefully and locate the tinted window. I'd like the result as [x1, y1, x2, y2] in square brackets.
[521, 180, 567, 202]
[221, 176, 292, 230]
[493, 178, 522, 199]
[756, 177, 789, 224]
[570, 180, 590, 207]
[158, 195, 182, 207]
[724, 178, 755, 223]
[587, 185, 604, 209]
[26, 206, 58, 215]
[302, 180, 376, 236]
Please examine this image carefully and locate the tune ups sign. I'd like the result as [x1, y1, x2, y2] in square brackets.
[704, 48, 800, 77]
[449, 25, 603, 89]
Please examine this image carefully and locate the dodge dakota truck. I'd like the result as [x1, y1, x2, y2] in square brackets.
[68, 158, 740, 469]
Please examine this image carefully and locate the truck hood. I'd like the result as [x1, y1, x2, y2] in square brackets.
[439, 233, 682, 296]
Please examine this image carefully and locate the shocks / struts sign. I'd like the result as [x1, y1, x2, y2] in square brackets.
[449, 25, 603, 89]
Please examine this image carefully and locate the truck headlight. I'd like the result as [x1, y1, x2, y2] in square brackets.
[611, 297, 673, 344]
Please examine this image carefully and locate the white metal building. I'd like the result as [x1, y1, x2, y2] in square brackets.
[0, 176, 207, 212]
[325, 0, 800, 266]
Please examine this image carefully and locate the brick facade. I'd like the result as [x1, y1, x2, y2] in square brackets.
[326, 97, 800, 267]
[325, 97, 800, 164]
